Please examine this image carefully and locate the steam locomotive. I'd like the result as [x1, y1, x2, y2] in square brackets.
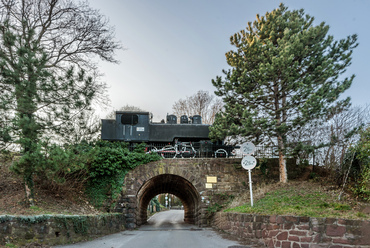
[101, 111, 234, 158]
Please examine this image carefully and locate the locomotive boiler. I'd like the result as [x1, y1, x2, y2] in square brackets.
[101, 111, 233, 158]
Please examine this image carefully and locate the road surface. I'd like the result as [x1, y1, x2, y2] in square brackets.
[55, 210, 247, 248]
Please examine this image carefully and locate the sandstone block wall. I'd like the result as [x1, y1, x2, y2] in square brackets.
[213, 212, 370, 248]
[0, 214, 125, 246]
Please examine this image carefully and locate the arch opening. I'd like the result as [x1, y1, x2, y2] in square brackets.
[136, 174, 201, 226]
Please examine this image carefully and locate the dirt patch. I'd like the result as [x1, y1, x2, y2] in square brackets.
[0, 156, 101, 216]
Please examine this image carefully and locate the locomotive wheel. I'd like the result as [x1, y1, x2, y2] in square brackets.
[215, 149, 228, 158]
[160, 145, 177, 158]
[181, 147, 196, 158]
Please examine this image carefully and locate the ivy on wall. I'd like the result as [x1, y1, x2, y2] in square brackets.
[87, 141, 161, 208]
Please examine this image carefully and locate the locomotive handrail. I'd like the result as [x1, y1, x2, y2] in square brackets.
[145, 141, 238, 159]
[146, 140, 197, 158]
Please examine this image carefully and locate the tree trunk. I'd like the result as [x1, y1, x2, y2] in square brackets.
[24, 173, 35, 206]
[278, 135, 288, 183]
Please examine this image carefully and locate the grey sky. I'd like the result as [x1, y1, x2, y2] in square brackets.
[88, 0, 370, 121]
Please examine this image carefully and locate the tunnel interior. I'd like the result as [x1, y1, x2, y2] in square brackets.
[136, 174, 201, 226]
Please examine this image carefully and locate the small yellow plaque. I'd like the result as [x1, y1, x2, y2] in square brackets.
[205, 183, 213, 189]
[207, 176, 217, 183]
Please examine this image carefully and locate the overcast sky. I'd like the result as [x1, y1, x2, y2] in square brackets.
[88, 0, 370, 122]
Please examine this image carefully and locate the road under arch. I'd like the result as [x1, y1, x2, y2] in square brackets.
[136, 174, 201, 226]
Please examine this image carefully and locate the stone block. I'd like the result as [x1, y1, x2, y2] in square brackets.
[311, 217, 325, 226]
[267, 239, 275, 248]
[281, 241, 291, 248]
[296, 224, 310, 230]
[0, 224, 11, 234]
[253, 222, 262, 230]
[277, 231, 288, 241]
[292, 242, 301, 248]
[313, 233, 322, 243]
[300, 236, 313, 242]
[284, 216, 299, 223]
[270, 215, 277, 223]
[125, 223, 136, 229]
[332, 238, 350, 244]
[325, 218, 337, 224]
[326, 225, 346, 237]
[268, 230, 280, 237]
[299, 216, 310, 223]
[267, 224, 280, 230]
[337, 219, 346, 225]
[283, 222, 294, 230]
[289, 230, 308, 236]
[310, 245, 328, 248]
[125, 213, 135, 218]
[262, 230, 269, 238]
[277, 216, 285, 224]
[313, 225, 325, 233]
[321, 236, 332, 242]
[288, 235, 300, 241]
[345, 225, 362, 236]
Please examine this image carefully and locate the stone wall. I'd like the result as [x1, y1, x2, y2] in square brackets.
[117, 158, 305, 228]
[0, 214, 125, 246]
[213, 212, 370, 248]
[118, 158, 256, 228]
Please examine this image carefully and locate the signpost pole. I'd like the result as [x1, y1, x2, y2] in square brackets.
[248, 169, 253, 207]
[240, 142, 256, 208]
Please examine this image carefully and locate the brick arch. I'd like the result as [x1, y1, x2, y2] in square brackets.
[136, 174, 201, 225]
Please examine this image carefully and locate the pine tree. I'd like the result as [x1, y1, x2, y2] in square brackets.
[210, 4, 358, 183]
[0, 23, 98, 204]
[0, 0, 121, 205]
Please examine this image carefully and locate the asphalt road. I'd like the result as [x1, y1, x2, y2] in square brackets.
[55, 210, 246, 248]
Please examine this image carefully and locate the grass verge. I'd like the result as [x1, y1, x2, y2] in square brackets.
[225, 181, 370, 220]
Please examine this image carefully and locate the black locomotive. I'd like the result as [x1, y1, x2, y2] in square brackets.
[101, 111, 234, 158]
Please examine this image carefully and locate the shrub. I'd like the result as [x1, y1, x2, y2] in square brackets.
[86, 141, 161, 209]
[338, 126, 370, 201]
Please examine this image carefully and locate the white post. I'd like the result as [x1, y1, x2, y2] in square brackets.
[248, 169, 253, 207]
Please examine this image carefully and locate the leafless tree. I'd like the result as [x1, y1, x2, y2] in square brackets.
[172, 91, 223, 124]
[0, 0, 122, 145]
[288, 105, 370, 168]
[0, 0, 122, 72]
[105, 105, 146, 119]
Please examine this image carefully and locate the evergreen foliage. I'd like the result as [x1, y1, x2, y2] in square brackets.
[0, 0, 121, 205]
[210, 4, 358, 182]
[87, 141, 161, 208]
[11, 140, 161, 209]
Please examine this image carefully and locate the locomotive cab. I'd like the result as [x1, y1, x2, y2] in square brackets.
[101, 111, 150, 142]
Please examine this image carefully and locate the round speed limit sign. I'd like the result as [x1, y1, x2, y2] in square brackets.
[241, 155, 257, 170]
[241, 142, 255, 155]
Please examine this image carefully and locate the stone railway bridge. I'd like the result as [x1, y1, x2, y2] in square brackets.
[116, 158, 252, 229]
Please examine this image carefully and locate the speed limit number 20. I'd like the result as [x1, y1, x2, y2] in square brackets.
[241, 155, 257, 170]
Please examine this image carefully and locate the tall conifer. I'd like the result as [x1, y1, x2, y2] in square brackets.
[211, 4, 358, 183]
